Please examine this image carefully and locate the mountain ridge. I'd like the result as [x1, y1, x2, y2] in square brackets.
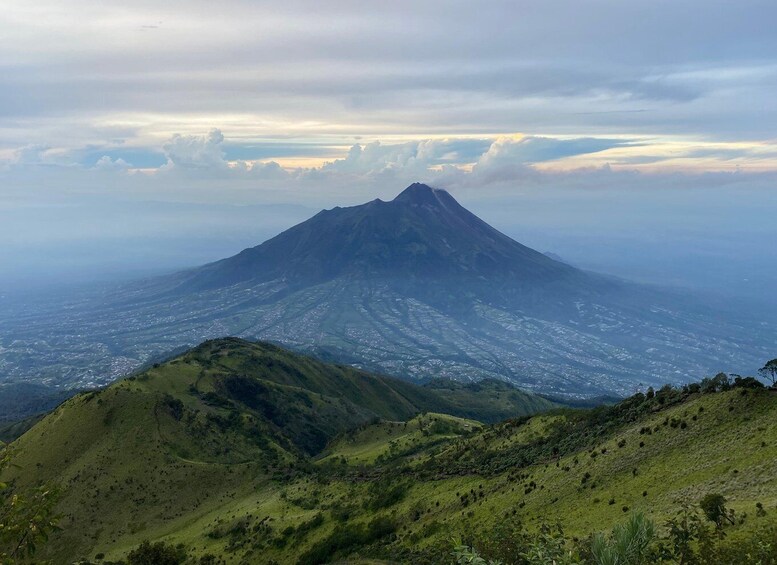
[1, 338, 554, 559]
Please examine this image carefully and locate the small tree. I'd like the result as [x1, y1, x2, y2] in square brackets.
[663, 504, 706, 563]
[711, 373, 731, 392]
[522, 523, 579, 565]
[758, 359, 777, 387]
[700, 494, 734, 527]
[0, 448, 60, 564]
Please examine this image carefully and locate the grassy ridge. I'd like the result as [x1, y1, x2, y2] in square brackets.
[4, 339, 776, 563]
[3, 338, 552, 562]
[317, 412, 483, 466]
[76, 383, 775, 564]
[150, 386, 776, 564]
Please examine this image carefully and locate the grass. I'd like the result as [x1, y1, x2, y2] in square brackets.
[3, 338, 776, 564]
[317, 413, 482, 466]
[2, 338, 551, 562]
[172, 387, 775, 563]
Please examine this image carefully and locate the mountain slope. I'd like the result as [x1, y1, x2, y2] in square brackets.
[0, 183, 773, 397]
[2, 338, 551, 560]
[174, 183, 578, 291]
[5, 346, 776, 563]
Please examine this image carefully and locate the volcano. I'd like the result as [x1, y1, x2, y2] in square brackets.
[175, 183, 578, 290]
[0, 184, 772, 397]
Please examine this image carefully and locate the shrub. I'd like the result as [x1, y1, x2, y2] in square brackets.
[590, 512, 655, 565]
[732, 376, 764, 389]
[0, 448, 60, 563]
[297, 516, 397, 565]
[366, 480, 409, 510]
[126, 540, 187, 565]
[161, 395, 184, 421]
[452, 542, 504, 565]
[700, 493, 733, 527]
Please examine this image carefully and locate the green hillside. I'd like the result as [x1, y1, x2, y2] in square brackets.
[317, 412, 483, 466]
[3, 339, 776, 564]
[1, 338, 551, 562]
[147, 383, 777, 565]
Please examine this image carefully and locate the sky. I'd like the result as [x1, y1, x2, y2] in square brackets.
[1, 0, 776, 302]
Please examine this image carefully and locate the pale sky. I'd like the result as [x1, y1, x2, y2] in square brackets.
[1, 0, 776, 299]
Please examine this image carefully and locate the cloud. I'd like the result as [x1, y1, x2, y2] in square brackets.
[6, 128, 777, 187]
[318, 138, 497, 179]
[2, 0, 776, 153]
[13, 144, 53, 165]
[79, 148, 166, 169]
[158, 129, 298, 180]
[247, 160, 289, 180]
[307, 136, 633, 186]
[93, 155, 131, 171]
[320, 141, 421, 175]
[476, 136, 633, 166]
[162, 128, 228, 170]
[222, 141, 335, 161]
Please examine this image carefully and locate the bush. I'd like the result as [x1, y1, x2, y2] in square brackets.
[452, 542, 504, 565]
[296, 516, 397, 565]
[126, 540, 187, 565]
[366, 480, 409, 510]
[522, 523, 578, 565]
[590, 512, 655, 565]
[161, 395, 185, 421]
[732, 376, 764, 389]
[293, 512, 325, 539]
[700, 493, 732, 527]
[0, 448, 60, 563]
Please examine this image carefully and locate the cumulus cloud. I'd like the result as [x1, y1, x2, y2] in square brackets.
[306, 135, 637, 187]
[248, 160, 289, 179]
[93, 155, 131, 171]
[162, 128, 228, 170]
[319, 138, 500, 179]
[462, 136, 633, 184]
[6, 129, 775, 189]
[321, 142, 422, 175]
[156, 129, 294, 180]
